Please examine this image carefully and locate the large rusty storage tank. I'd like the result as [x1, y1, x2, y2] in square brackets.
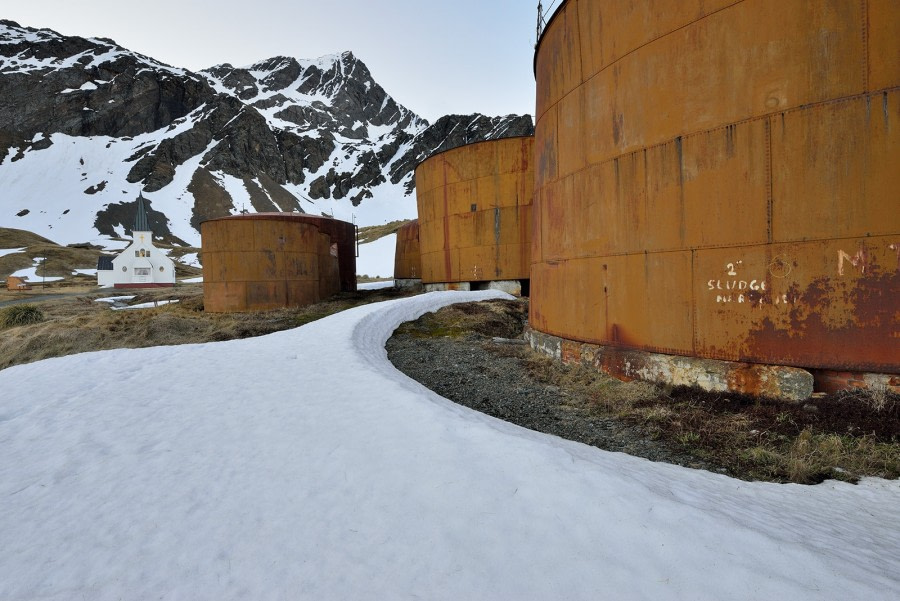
[287, 214, 357, 293]
[201, 213, 355, 312]
[393, 219, 422, 287]
[416, 136, 534, 295]
[532, 0, 899, 390]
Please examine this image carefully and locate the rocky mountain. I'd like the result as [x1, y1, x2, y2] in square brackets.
[0, 20, 533, 247]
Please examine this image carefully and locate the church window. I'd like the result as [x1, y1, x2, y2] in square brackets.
[135, 250, 140, 257]
[122, 266, 127, 272]
[134, 268, 150, 277]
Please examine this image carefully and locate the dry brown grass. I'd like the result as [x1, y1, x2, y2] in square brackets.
[398, 298, 899, 484]
[356, 220, 410, 245]
[396, 299, 900, 483]
[0, 284, 419, 371]
[394, 298, 528, 341]
[520, 350, 900, 483]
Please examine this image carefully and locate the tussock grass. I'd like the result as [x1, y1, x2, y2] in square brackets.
[1, 304, 45, 327]
[395, 299, 528, 341]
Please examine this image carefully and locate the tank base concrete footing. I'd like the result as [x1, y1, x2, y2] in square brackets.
[525, 327, 815, 402]
[394, 278, 422, 289]
[811, 370, 900, 395]
[425, 280, 524, 296]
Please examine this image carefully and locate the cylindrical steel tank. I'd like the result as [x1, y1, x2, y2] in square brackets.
[285, 214, 357, 293]
[393, 219, 422, 282]
[201, 213, 354, 312]
[415, 136, 534, 287]
[532, 0, 899, 374]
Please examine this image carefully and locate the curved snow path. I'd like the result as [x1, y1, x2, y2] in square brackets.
[1, 291, 898, 600]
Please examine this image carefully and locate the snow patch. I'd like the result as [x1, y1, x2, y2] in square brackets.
[0, 291, 897, 599]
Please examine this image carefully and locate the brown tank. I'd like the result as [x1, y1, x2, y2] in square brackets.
[393, 219, 422, 281]
[286, 214, 357, 293]
[201, 213, 355, 313]
[532, 0, 899, 374]
[415, 136, 533, 287]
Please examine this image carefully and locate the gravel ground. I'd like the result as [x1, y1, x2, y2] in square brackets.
[387, 326, 728, 474]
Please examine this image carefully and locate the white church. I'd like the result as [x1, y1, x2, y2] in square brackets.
[97, 194, 176, 288]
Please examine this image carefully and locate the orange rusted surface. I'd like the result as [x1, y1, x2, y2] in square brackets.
[286, 214, 357, 293]
[393, 219, 421, 280]
[415, 136, 534, 285]
[201, 213, 355, 312]
[532, 0, 900, 374]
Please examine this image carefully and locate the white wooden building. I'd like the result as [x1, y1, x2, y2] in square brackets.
[97, 195, 175, 288]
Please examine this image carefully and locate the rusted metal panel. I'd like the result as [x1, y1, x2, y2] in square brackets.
[693, 238, 899, 372]
[869, 0, 900, 91]
[533, 0, 900, 376]
[682, 120, 770, 248]
[534, 0, 582, 121]
[770, 93, 900, 242]
[415, 137, 534, 285]
[560, 0, 867, 169]
[201, 213, 354, 313]
[573, 0, 738, 81]
[530, 252, 695, 355]
[393, 220, 421, 280]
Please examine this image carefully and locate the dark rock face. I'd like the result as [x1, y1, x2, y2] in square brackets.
[0, 20, 214, 139]
[0, 20, 534, 239]
[93, 197, 185, 244]
[390, 114, 536, 192]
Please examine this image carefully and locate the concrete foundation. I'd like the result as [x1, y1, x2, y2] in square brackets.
[812, 370, 900, 395]
[425, 280, 524, 296]
[525, 328, 815, 402]
[394, 278, 422, 289]
[425, 282, 470, 292]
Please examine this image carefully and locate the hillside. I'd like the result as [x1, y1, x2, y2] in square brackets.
[0, 20, 532, 249]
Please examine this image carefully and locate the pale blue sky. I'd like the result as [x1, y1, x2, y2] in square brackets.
[4, 0, 543, 122]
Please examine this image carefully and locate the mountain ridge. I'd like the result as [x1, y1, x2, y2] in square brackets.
[0, 20, 533, 248]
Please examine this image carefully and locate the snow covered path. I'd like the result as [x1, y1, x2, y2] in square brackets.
[1, 291, 898, 600]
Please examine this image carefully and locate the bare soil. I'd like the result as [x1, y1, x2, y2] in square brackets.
[386, 298, 900, 484]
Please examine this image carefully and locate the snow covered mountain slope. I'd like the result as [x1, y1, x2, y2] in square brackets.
[0, 20, 533, 248]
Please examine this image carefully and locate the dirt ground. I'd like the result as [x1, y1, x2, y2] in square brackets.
[386, 299, 899, 485]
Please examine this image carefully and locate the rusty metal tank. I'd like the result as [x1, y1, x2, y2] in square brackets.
[415, 136, 533, 287]
[201, 213, 355, 312]
[393, 219, 422, 281]
[286, 214, 357, 293]
[532, 0, 899, 375]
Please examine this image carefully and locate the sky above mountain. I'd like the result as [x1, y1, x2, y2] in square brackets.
[4, 0, 541, 122]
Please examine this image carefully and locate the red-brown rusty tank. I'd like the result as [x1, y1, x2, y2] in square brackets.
[393, 219, 421, 282]
[415, 136, 533, 287]
[532, 0, 899, 375]
[286, 214, 357, 293]
[201, 213, 355, 313]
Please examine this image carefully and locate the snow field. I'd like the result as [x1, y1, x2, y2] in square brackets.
[0, 291, 897, 600]
[356, 232, 397, 279]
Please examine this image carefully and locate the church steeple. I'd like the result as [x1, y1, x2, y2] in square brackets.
[134, 193, 150, 233]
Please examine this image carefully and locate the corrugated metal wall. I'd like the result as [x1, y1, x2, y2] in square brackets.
[393, 219, 422, 280]
[201, 214, 355, 313]
[532, 0, 899, 373]
[416, 136, 534, 284]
